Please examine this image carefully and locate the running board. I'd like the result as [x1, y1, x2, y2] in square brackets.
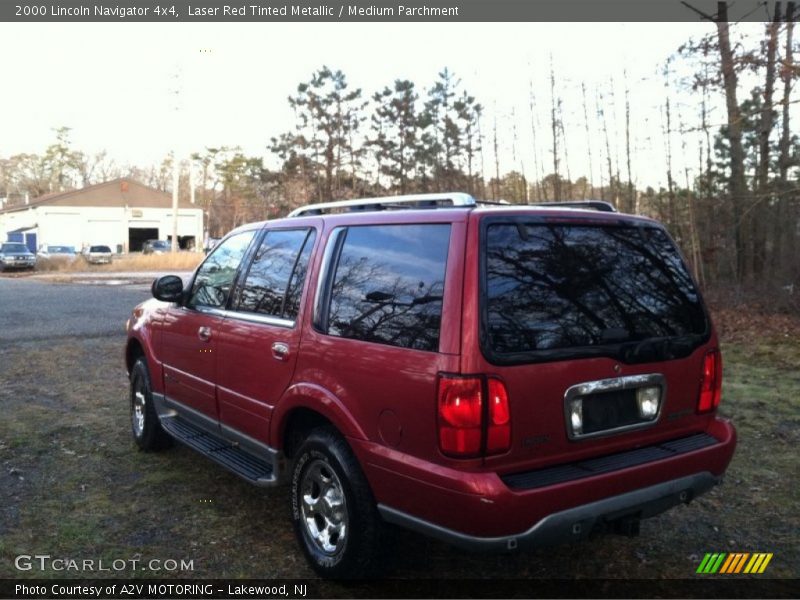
[160, 416, 278, 487]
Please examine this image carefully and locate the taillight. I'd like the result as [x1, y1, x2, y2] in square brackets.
[438, 376, 483, 457]
[437, 375, 511, 457]
[697, 349, 723, 413]
[486, 378, 511, 454]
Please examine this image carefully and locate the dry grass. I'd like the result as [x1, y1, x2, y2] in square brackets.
[36, 252, 203, 273]
[1, 333, 797, 587]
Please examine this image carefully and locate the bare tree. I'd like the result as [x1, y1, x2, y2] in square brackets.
[549, 57, 561, 200]
[581, 82, 595, 200]
[529, 77, 544, 201]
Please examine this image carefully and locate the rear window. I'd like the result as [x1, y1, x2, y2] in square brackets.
[483, 221, 707, 361]
[324, 224, 451, 352]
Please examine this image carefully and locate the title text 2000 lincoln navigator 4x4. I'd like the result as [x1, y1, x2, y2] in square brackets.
[125, 194, 736, 578]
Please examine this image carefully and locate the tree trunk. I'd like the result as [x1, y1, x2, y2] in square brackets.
[663, 95, 678, 234]
[492, 113, 501, 200]
[716, 2, 749, 283]
[755, 4, 781, 280]
[581, 82, 594, 200]
[549, 60, 561, 201]
[529, 78, 544, 202]
[778, 3, 796, 280]
[599, 88, 615, 208]
[624, 73, 634, 213]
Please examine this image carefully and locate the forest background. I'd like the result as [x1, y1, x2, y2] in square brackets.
[1, 8, 798, 311]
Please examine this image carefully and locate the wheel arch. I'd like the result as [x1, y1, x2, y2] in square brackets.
[125, 337, 145, 374]
[272, 383, 367, 458]
[125, 331, 164, 395]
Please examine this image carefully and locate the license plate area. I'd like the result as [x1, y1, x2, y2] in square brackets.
[581, 390, 640, 434]
[564, 374, 665, 440]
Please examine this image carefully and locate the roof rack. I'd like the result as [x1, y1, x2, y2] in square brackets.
[530, 200, 617, 212]
[287, 192, 476, 218]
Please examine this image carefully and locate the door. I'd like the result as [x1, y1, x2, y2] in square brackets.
[160, 229, 256, 422]
[216, 227, 317, 444]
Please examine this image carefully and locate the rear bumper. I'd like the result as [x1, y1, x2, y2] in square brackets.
[355, 417, 736, 544]
[378, 471, 719, 552]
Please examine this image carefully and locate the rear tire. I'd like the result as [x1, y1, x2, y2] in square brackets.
[290, 426, 385, 579]
[130, 357, 172, 451]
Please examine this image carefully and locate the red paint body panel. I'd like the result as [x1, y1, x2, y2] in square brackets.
[160, 307, 220, 419]
[352, 418, 735, 537]
[126, 203, 737, 543]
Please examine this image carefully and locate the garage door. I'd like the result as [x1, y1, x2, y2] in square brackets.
[83, 220, 119, 251]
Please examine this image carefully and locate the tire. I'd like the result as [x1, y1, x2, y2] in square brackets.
[129, 357, 172, 451]
[290, 426, 385, 579]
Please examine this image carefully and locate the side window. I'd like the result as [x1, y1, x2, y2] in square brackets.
[188, 230, 255, 308]
[234, 229, 316, 321]
[325, 224, 450, 352]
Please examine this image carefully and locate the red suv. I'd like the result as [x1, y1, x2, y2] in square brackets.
[125, 193, 736, 578]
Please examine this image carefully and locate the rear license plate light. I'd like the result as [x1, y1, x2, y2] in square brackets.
[564, 374, 665, 440]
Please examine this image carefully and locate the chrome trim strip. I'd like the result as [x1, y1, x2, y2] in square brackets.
[224, 311, 294, 328]
[563, 373, 667, 441]
[194, 306, 227, 317]
[193, 305, 294, 328]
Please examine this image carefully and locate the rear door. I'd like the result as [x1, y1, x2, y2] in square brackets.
[464, 214, 713, 473]
[216, 226, 318, 445]
[295, 219, 464, 464]
[160, 229, 256, 422]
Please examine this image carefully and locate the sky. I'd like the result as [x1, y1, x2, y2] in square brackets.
[0, 21, 772, 191]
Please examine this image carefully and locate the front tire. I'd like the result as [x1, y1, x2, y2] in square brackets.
[290, 426, 385, 579]
[130, 357, 172, 451]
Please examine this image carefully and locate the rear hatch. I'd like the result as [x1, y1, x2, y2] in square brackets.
[463, 211, 717, 475]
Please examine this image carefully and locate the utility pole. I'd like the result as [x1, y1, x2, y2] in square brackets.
[171, 69, 181, 254]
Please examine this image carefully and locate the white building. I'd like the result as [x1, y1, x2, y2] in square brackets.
[0, 178, 204, 253]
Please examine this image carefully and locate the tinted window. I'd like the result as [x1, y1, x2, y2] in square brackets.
[235, 229, 315, 320]
[90, 246, 111, 253]
[189, 230, 255, 308]
[284, 231, 316, 320]
[326, 224, 450, 352]
[484, 223, 707, 356]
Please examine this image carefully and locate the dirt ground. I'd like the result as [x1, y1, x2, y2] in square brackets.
[0, 296, 798, 597]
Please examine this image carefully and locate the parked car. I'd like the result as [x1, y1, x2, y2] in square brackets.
[142, 240, 171, 255]
[0, 242, 36, 271]
[82, 245, 113, 265]
[125, 193, 736, 578]
[38, 245, 78, 261]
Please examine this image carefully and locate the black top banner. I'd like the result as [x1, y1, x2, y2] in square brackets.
[0, 0, 786, 22]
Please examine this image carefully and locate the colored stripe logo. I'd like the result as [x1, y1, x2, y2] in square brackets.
[696, 552, 773, 574]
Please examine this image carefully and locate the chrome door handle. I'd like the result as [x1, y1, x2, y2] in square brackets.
[271, 342, 289, 361]
[198, 326, 211, 342]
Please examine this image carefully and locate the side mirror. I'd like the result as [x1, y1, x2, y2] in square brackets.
[152, 275, 185, 303]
